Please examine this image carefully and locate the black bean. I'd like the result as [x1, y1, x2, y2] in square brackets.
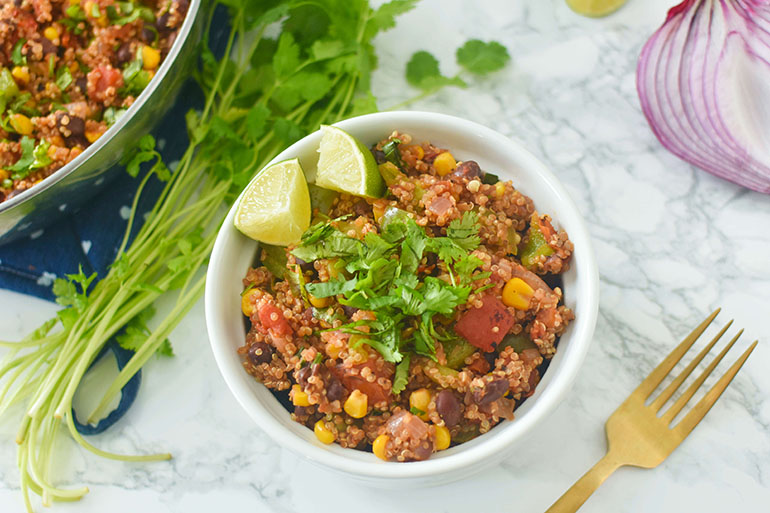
[75, 77, 87, 93]
[352, 199, 370, 217]
[116, 43, 133, 65]
[452, 160, 482, 180]
[371, 148, 387, 164]
[295, 365, 312, 387]
[141, 27, 157, 43]
[472, 378, 509, 406]
[156, 13, 172, 32]
[342, 305, 358, 319]
[294, 257, 314, 272]
[326, 377, 346, 402]
[55, 112, 87, 146]
[413, 440, 434, 461]
[247, 341, 273, 365]
[40, 36, 57, 56]
[434, 390, 461, 427]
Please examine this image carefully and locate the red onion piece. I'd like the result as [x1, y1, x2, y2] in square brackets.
[637, 0, 770, 193]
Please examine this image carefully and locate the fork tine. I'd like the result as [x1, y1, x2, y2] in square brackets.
[633, 308, 720, 400]
[650, 320, 732, 412]
[672, 341, 757, 438]
[661, 329, 742, 424]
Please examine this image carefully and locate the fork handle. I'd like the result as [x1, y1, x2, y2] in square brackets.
[544, 453, 624, 513]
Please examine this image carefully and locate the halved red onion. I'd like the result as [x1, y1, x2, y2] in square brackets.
[637, 0, 770, 193]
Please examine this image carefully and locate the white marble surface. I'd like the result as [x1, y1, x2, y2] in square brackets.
[2, 0, 770, 511]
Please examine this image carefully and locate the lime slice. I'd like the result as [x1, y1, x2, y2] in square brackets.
[315, 125, 385, 198]
[234, 158, 311, 246]
[566, 0, 626, 17]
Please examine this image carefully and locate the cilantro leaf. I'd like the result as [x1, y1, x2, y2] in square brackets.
[116, 305, 174, 357]
[392, 353, 411, 394]
[364, 0, 418, 40]
[456, 39, 510, 75]
[305, 276, 357, 298]
[400, 219, 427, 274]
[273, 32, 301, 79]
[291, 229, 361, 261]
[8, 137, 36, 175]
[405, 51, 466, 91]
[12, 39, 26, 66]
[447, 211, 481, 251]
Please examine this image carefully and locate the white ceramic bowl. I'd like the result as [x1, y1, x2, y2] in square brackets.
[205, 111, 599, 486]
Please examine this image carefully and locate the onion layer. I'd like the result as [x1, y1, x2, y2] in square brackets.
[637, 0, 770, 193]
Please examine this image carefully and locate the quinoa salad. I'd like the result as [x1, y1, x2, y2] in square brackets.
[239, 132, 575, 462]
[0, 0, 189, 203]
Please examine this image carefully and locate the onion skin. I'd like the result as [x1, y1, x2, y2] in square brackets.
[637, 0, 770, 193]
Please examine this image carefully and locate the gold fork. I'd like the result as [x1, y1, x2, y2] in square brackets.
[546, 309, 758, 513]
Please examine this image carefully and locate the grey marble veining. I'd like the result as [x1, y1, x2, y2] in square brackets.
[1, 0, 769, 511]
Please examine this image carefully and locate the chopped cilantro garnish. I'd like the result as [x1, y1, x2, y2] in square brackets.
[392, 354, 411, 394]
[12, 39, 27, 67]
[291, 211, 484, 364]
[409, 406, 426, 416]
[56, 66, 73, 91]
[381, 138, 403, 168]
[8, 136, 35, 176]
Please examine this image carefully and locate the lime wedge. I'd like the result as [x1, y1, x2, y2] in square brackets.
[234, 158, 311, 246]
[315, 125, 385, 198]
[566, 0, 626, 17]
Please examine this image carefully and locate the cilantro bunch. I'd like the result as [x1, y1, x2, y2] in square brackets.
[293, 212, 490, 392]
[0, 0, 510, 508]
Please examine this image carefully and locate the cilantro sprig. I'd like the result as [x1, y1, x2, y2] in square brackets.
[292, 211, 488, 368]
[400, 39, 510, 106]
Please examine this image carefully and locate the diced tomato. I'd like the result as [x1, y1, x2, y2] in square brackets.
[257, 302, 292, 336]
[466, 356, 490, 374]
[87, 66, 124, 101]
[454, 294, 514, 352]
[331, 362, 390, 404]
[17, 12, 38, 34]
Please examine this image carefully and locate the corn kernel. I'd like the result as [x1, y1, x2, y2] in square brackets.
[344, 389, 368, 418]
[11, 66, 29, 85]
[291, 384, 310, 407]
[434, 424, 451, 451]
[97, 14, 109, 27]
[372, 202, 387, 223]
[372, 434, 389, 460]
[70, 146, 83, 159]
[69, 0, 80, 4]
[85, 130, 101, 143]
[47, 144, 58, 158]
[314, 420, 335, 445]
[142, 45, 161, 70]
[409, 388, 431, 420]
[241, 290, 257, 317]
[308, 294, 332, 309]
[495, 182, 506, 198]
[501, 277, 535, 310]
[0, 170, 8, 181]
[44, 26, 60, 41]
[407, 144, 424, 160]
[10, 114, 33, 136]
[325, 342, 342, 359]
[433, 152, 456, 176]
